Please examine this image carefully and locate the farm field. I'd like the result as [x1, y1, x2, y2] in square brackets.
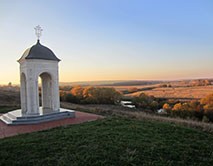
[2, 81, 213, 104]
[125, 85, 213, 101]
[107, 84, 159, 92]
[103, 83, 213, 101]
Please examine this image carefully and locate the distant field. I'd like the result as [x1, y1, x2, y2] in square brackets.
[125, 85, 213, 101]
[1, 80, 213, 104]
[104, 84, 159, 91]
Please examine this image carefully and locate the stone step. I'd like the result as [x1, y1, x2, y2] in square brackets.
[14, 112, 72, 122]
[0, 109, 75, 125]
[11, 114, 73, 125]
[0, 114, 14, 124]
[16, 111, 71, 120]
[4, 114, 16, 121]
[7, 112, 17, 119]
[0, 116, 11, 125]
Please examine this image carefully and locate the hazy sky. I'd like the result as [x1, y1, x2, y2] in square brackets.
[0, 0, 213, 84]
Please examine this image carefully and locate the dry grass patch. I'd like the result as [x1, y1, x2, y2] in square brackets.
[61, 102, 213, 133]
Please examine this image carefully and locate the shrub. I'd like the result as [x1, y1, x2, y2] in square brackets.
[71, 86, 84, 101]
[200, 93, 213, 121]
[201, 93, 213, 105]
[204, 109, 213, 122]
[172, 103, 182, 111]
[150, 101, 159, 110]
[59, 90, 67, 101]
[127, 87, 138, 93]
[132, 93, 159, 111]
[65, 93, 79, 103]
[163, 103, 171, 111]
[202, 115, 210, 123]
[188, 101, 204, 120]
[171, 103, 193, 119]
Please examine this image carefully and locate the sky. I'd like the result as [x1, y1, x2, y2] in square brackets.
[0, 0, 213, 84]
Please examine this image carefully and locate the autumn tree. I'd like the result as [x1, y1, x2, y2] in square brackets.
[170, 101, 204, 120]
[61, 86, 122, 104]
[82, 86, 97, 103]
[192, 79, 211, 86]
[163, 103, 171, 111]
[200, 93, 213, 121]
[132, 93, 159, 110]
[71, 86, 84, 100]
[201, 93, 213, 107]
[172, 103, 182, 111]
[205, 80, 211, 86]
[150, 101, 159, 110]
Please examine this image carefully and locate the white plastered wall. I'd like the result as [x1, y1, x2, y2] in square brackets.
[19, 59, 60, 115]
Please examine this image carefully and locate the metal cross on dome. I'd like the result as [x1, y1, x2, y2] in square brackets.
[34, 25, 43, 40]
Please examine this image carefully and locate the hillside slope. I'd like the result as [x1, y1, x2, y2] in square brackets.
[0, 116, 212, 166]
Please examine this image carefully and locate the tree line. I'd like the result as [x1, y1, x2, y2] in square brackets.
[60, 86, 122, 104]
[162, 94, 213, 122]
[131, 92, 213, 122]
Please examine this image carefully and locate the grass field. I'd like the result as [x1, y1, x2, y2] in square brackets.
[0, 116, 213, 166]
[0, 106, 19, 114]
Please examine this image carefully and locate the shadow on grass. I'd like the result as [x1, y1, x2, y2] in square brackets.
[0, 106, 19, 114]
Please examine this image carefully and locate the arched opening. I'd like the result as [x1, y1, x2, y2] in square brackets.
[39, 72, 53, 114]
[21, 73, 27, 114]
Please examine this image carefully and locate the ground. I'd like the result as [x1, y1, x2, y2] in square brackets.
[0, 84, 213, 165]
[0, 116, 212, 166]
[0, 104, 213, 166]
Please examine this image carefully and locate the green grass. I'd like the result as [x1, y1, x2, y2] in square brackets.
[0, 106, 19, 114]
[0, 116, 213, 166]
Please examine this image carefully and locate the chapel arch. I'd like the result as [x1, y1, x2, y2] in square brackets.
[38, 72, 53, 114]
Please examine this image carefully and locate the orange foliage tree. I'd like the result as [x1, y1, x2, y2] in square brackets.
[71, 86, 84, 100]
[60, 86, 122, 104]
[200, 93, 213, 121]
[163, 103, 171, 111]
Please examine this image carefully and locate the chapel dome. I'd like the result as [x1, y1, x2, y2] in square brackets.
[18, 40, 60, 62]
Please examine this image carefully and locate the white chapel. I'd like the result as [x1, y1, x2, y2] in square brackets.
[0, 26, 75, 125]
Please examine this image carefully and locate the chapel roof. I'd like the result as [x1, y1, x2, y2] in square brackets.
[18, 40, 60, 62]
